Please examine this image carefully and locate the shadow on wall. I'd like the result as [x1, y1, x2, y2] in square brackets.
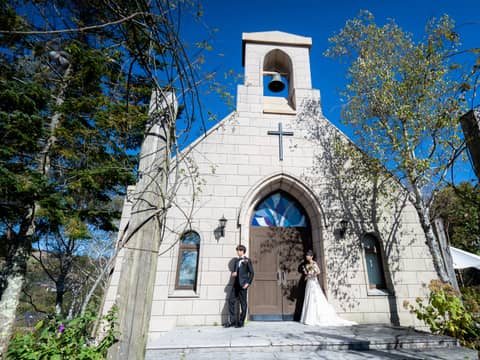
[213, 226, 223, 242]
[220, 257, 238, 324]
[296, 98, 417, 325]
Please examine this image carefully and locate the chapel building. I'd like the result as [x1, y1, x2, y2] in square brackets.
[103, 31, 438, 346]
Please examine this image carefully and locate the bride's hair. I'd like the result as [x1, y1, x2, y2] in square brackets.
[305, 250, 314, 257]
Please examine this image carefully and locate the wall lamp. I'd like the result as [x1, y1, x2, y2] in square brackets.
[219, 215, 227, 237]
[338, 219, 349, 238]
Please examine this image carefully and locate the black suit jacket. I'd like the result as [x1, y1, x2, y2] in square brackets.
[233, 257, 254, 287]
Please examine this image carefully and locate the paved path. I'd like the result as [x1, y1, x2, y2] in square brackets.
[145, 322, 478, 359]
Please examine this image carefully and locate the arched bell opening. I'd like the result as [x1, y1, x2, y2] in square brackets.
[262, 49, 295, 112]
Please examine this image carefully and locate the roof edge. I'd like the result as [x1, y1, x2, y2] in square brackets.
[174, 111, 236, 159]
[241, 31, 312, 66]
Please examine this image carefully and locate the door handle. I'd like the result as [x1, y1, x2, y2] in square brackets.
[276, 270, 281, 285]
[281, 271, 286, 286]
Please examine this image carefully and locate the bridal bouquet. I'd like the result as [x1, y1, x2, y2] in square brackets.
[303, 264, 315, 278]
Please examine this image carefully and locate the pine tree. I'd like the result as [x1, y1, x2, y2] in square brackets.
[0, 0, 216, 352]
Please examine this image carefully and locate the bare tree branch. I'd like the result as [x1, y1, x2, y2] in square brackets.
[0, 11, 151, 35]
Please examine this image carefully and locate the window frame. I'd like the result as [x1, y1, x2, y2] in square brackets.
[362, 234, 387, 290]
[174, 231, 200, 291]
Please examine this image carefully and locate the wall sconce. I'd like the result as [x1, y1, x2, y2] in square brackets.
[338, 219, 349, 238]
[219, 215, 227, 237]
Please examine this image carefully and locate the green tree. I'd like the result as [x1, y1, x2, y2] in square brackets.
[325, 11, 472, 282]
[0, 1, 54, 350]
[0, 0, 219, 353]
[431, 182, 480, 255]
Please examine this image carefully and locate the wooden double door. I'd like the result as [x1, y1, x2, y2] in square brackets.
[249, 226, 311, 321]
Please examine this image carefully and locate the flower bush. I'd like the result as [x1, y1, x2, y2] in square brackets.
[7, 306, 118, 359]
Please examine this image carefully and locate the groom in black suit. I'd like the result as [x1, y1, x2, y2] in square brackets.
[225, 244, 254, 328]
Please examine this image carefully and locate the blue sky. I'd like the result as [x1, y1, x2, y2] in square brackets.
[179, 0, 480, 183]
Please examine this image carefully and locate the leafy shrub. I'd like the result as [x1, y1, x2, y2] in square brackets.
[404, 280, 480, 351]
[7, 306, 118, 359]
[462, 285, 480, 314]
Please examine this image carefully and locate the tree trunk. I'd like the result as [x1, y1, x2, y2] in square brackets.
[55, 275, 66, 316]
[0, 60, 72, 356]
[67, 290, 78, 320]
[411, 186, 450, 282]
[0, 225, 15, 298]
[55, 249, 74, 316]
[0, 208, 37, 360]
[0, 243, 28, 356]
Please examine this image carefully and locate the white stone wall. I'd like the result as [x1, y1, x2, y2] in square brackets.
[318, 204, 436, 328]
[146, 98, 437, 338]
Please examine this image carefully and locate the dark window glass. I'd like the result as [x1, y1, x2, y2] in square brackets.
[363, 234, 386, 289]
[175, 232, 200, 290]
[177, 251, 199, 287]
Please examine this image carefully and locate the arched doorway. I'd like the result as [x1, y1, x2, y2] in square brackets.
[249, 191, 312, 321]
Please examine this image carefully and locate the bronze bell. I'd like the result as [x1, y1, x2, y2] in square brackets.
[268, 72, 285, 92]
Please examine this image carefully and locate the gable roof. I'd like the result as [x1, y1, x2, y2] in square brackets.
[242, 31, 312, 47]
[242, 31, 312, 66]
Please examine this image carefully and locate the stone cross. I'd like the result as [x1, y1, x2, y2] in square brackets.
[268, 122, 294, 161]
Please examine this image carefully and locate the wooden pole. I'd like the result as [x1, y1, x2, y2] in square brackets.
[108, 91, 176, 359]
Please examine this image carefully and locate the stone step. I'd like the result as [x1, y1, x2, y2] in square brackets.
[147, 347, 478, 360]
[145, 322, 478, 359]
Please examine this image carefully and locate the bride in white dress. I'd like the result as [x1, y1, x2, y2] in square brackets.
[300, 250, 356, 326]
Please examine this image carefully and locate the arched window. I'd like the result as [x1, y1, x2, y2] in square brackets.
[251, 191, 308, 227]
[362, 234, 386, 289]
[175, 231, 200, 290]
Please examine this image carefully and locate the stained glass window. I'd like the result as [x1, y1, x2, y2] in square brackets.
[251, 191, 308, 227]
[175, 231, 200, 290]
[181, 232, 200, 245]
[363, 234, 386, 289]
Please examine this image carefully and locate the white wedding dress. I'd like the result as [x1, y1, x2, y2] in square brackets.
[300, 261, 356, 326]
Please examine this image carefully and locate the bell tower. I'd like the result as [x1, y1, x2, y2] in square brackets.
[240, 31, 319, 115]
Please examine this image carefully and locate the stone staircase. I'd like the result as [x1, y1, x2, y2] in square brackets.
[145, 322, 478, 359]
